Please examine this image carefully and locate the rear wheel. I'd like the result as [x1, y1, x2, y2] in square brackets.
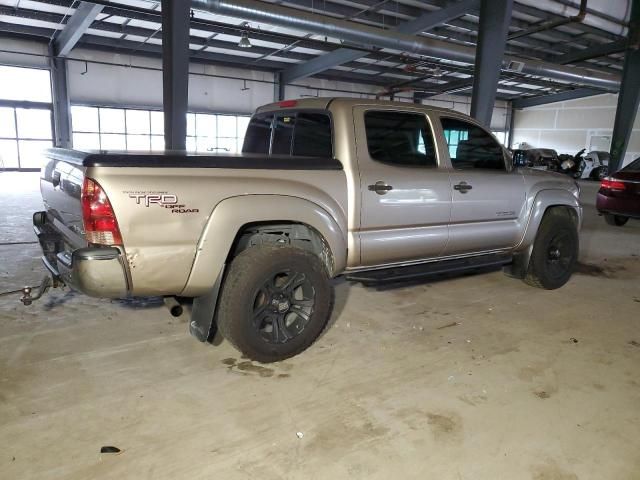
[216, 245, 333, 363]
[524, 208, 579, 290]
[604, 214, 628, 226]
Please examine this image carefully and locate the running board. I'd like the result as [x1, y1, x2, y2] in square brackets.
[346, 253, 513, 285]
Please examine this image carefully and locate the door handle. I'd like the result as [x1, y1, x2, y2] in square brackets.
[453, 181, 473, 193]
[368, 181, 393, 195]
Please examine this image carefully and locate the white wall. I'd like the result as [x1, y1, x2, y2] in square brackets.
[2, 38, 508, 130]
[512, 93, 640, 167]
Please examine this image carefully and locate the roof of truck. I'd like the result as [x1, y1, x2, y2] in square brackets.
[255, 97, 457, 115]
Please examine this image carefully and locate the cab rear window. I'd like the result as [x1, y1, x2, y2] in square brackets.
[242, 111, 332, 157]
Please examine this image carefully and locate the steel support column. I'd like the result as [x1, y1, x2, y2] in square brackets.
[274, 72, 285, 101]
[470, 0, 514, 126]
[48, 45, 72, 149]
[609, 1, 640, 174]
[161, 0, 190, 150]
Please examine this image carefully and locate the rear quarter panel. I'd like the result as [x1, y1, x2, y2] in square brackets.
[90, 166, 347, 296]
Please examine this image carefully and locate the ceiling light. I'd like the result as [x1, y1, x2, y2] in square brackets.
[238, 31, 252, 48]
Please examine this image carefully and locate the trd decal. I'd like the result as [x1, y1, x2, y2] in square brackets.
[125, 191, 199, 214]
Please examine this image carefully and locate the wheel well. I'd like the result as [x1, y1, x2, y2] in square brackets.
[228, 222, 336, 276]
[545, 205, 579, 227]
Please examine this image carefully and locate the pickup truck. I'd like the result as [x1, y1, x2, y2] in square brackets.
[34, 97, 582, 362]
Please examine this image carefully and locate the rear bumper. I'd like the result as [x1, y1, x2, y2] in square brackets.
[34, 213, 130, 298]
[596, 193, 640, 218]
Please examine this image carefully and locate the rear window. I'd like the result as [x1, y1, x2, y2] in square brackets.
[624, 157, 640, 171]
[242, 111, 332, 157]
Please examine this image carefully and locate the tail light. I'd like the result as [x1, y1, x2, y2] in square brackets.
[600, 177, 626, 192]
[81, 177, 123, 245]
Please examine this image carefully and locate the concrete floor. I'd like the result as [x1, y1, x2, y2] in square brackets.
[1, 172, 639, 480]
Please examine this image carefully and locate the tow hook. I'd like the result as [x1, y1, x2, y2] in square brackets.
[20, 275, 58, 306]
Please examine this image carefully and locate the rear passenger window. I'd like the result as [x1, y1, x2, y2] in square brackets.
[242, 113, 272, 154]
[441, 117, 505, 170]
[292, 113, 332, 157]
[364, 111, 437, 167]
[242, 111, 333, 158]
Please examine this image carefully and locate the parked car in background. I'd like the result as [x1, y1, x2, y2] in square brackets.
[576, 150, 609, 180]
[596, 157, 640, 226]
[511, 148, 559, 171]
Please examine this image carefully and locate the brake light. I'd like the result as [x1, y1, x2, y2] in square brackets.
[278, 100, 297, 108]
[600, 177, 626, 191]
[81, 177, 123, 245]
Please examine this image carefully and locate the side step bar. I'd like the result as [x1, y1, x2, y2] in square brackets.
[346, 253, 513, 285]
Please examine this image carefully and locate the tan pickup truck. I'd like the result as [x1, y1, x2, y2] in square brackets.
[34, 98, 582, 362]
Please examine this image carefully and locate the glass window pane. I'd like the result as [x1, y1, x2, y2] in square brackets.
[151, 135, 164, 151]
[441, 117, 505, 170]
[99, 108, 125, 133]
[237, 116, 250, 136]
[292, 113, 332, 157]
[126, 134, 151, 151]
[217, 137, 237, 154]
[150, 111, 164, 135]
[364, 111, 437, 167]
[0, 66, 52, 103]
[71, 106, 99, 132]
[126, 110, 150, 134]
[196, 114, 216, 138]
[187, 113, 196, 137]
[196, 136, 216, 152]
[73, 133, 101, 150]
[272, 114, 294, 155]
[18, 140, 52, 169]
[186, 136, 196, 152]
[100, 133, 126, 150]
[242, 113, 272, 154]
[16, 109, 52, 139]
[0, 107, 16, 137]
[217, 115, 236, 137]
[0, 139, 19, 168]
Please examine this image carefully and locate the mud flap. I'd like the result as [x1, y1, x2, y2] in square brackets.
[189, 269, 224, 345]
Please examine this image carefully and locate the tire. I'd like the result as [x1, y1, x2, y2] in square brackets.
[524, 208, 579, 290]
[216, 245, 334, 363]
[604, 214, 628, 226]
[597, 167, 608, 180]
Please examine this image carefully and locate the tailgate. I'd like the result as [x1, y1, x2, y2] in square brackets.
[40, 148, 88, 249]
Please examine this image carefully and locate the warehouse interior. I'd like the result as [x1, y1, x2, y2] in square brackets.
[1, 0, 639, 479]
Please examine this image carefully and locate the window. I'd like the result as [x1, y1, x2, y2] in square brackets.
[364, 111, 437, 167]
[0, 107, 53, 169]
[71, 107, 249, 153]
[242, 111, 333, 158]
[0, 66, 54, 170]
[441, 117, 505, 171]
[0, 65, 52, 103]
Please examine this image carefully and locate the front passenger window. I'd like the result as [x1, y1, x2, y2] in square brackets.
[441, 117, 505, 171]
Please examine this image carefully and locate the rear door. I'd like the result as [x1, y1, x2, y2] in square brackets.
[354, 106, 452, 267]
[436, 116, 526, 255]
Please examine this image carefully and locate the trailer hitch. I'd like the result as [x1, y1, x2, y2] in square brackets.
[0, 275, 61, 305]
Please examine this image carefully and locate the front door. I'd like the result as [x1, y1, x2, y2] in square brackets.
[437, 116, 527, 255]
[354, 107, 452, 267]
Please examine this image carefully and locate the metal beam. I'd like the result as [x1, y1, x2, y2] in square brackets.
[49, 44, 72, 148]
[470, 0, 514, 126]
[609, 1, 640, 174]
[274, 72, 285, 101]
[512, 88, 601, 108]
[281, 0, 480, 84]
[53, 1, 103, 57]
[161, 0, 190, 150]
[556, 39, 628, 65]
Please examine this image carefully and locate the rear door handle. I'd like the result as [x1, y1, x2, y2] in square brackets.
[453, 181, 472, 193]
[368, 181, 393, 195]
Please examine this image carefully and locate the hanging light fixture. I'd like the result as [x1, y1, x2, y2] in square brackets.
[238, 30, 252, 48]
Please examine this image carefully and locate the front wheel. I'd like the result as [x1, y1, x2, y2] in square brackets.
[524, 208, 579, 290]
[216, 245, 334, 363]
[604, 214, 628, 226]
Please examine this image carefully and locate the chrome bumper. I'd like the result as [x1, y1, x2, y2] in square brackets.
[53, 248, 129, 298]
